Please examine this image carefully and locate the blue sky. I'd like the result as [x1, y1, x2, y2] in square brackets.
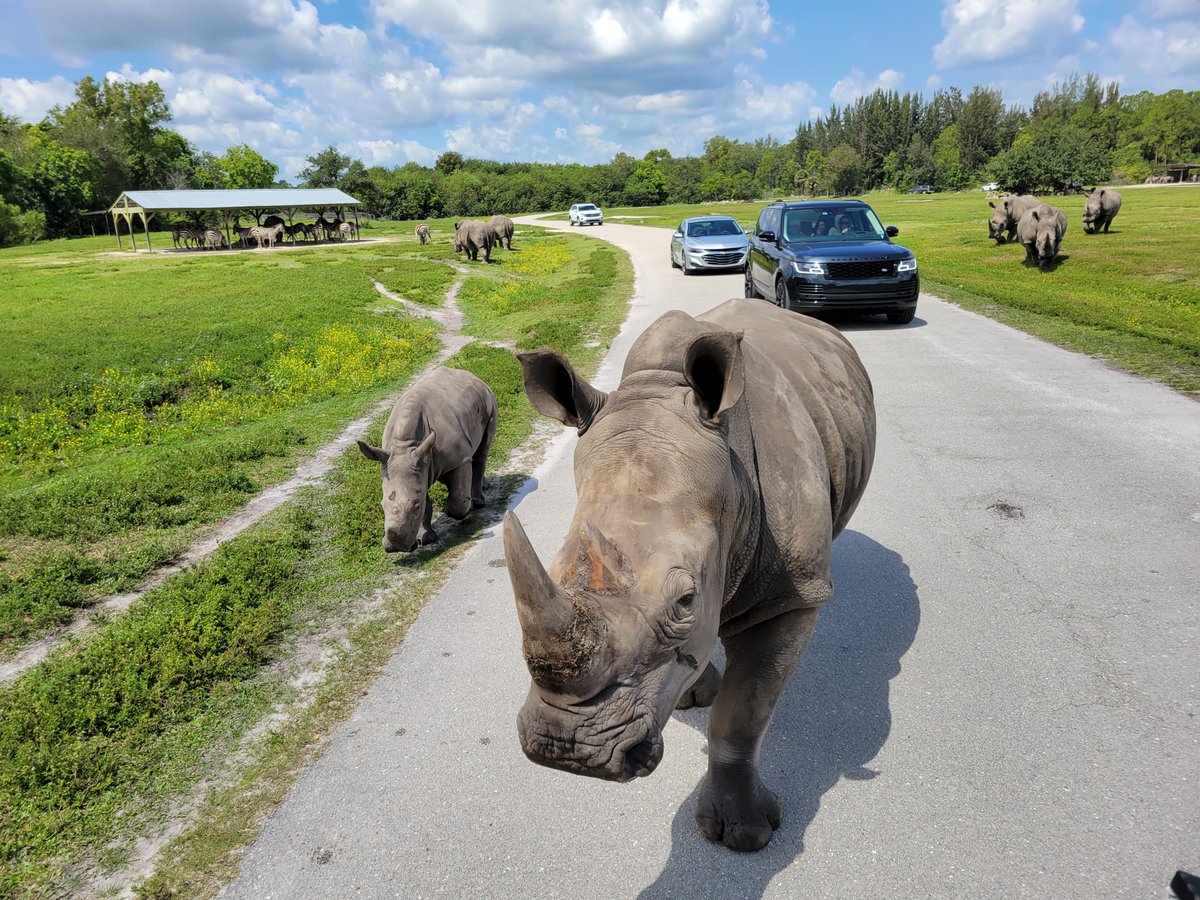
[1, 0, 1197, 181]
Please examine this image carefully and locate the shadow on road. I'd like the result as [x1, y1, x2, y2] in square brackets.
[638, 530, 920, 899]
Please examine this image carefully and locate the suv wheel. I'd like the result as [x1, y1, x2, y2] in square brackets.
[744, 265, 759, 298]
[886, 308, 916, 325]
[774, 278, 789, 309]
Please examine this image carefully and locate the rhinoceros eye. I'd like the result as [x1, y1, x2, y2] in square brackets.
[676, 591, 695, 609]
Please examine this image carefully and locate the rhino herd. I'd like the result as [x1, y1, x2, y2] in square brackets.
[360, 298, 879, 853]
[414, 214, 515, 263]
[987, 188, 1123, 269]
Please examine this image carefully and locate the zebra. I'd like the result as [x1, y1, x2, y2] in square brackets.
[250, 223, 283, 249]
[202, 229, 227, 251]
[171, 225, 205, 249]
[337, 221, 354, 241]
[415, 223, 430, 244]
[314, 214, 336, 242]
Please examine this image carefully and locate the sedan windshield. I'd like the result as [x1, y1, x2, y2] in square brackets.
[781, 207, 887, 242]
[686, 219, 743, 237]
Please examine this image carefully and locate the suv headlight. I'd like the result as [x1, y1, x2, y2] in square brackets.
[897, 257, 918, 272]
[791, 260, 825, 276]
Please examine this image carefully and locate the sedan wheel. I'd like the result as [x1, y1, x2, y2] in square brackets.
[744, 266, 759, 298]
[774, 278, 789, 309]
[670, 249, 680, 269]
[682, 255, 692, 276]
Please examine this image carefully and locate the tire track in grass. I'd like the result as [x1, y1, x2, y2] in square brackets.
[0, 266, 512, 685]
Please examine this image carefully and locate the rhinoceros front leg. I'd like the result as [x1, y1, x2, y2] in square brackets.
[676, 661, 722, 709]
[417, 496, 438, 546]
[442, 464, 474, 520]
[696, 606, 821, 852]
[470, 431, 494, 509]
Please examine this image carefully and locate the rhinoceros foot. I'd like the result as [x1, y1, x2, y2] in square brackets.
[696, 765, 782, 852]
[418, 528, 438, 546]
[676, 662, 721, 710]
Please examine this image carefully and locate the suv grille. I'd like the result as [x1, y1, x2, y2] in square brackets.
[827, 260, 896, 279]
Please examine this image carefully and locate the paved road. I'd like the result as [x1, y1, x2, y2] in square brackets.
[225, 218, 1200, 899]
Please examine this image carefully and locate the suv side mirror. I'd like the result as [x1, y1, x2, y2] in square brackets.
[885, 225, 899, 237]
[758, 230, 777, 243]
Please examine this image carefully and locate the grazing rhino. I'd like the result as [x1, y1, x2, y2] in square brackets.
[488, 214, 515, 250]
[1017, 202, 1068, 268]
[1082, 188, 1122, 234]
[504, 298, 875, 852]
[358, 367, 498, 553]
[453, 220, 494, 263]
[415, 223, 431, 244]
[988, 194, 1040, 244]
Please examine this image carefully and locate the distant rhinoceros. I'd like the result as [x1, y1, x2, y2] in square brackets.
[1016, 202, 1068, 268]
[504, 298, 876, 852]
[1082, 188, 1122, 234]
[358, 367, 497, 553]
[488, 214, 514, 250]
[453, 220, 494, 262]
[988, 194, 1040, 244]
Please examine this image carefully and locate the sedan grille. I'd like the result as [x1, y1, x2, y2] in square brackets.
[827, 260, 897, 279]
[702, 250, 745, 265]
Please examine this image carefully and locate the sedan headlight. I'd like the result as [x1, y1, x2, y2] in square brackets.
[790, 260, 825, 276]
[897, 257, 918, 272]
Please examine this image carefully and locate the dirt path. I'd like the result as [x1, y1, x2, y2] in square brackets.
[0, 266, 490, 685]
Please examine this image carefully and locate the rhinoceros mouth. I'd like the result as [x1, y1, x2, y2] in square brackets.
[517, 701, 664, 783]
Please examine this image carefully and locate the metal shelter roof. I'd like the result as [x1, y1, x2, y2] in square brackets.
[111, 188, 361, 213]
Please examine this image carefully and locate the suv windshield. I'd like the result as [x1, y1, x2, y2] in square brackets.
[780, 207, 887, 242]
[687, 219, 743, 237]
[577, 204, 598, 211]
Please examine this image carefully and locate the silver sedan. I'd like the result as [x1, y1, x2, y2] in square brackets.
[669, 215, 750, 275]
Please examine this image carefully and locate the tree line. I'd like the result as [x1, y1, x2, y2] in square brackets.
[2, 72, 1198, 245]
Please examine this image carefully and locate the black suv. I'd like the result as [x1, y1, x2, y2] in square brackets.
[745, 200, 918, 325]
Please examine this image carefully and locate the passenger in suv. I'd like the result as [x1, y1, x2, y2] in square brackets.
[744, 200, 919, 325]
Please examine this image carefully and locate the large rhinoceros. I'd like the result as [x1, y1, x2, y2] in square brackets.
[1016, 202, 1068, 269]
[488, 214, 514, 250]
[503, 298, 876, 851]
[453, 219, 494, 263]
[358, 367, 497, 553]
[988, 194, 1040, 244]
[1082, 188, 1122, 234]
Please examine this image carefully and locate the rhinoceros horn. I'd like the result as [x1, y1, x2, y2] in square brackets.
[504, 511, 608, 690]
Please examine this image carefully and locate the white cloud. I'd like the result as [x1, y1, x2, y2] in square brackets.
[0, 75, 76, 122]
[830, 68, 904, 105]
[345, 138, 438, 166]
[932, 0, 1085, 68]
[1109, 15, 1200, 74]
[1142, 0, 1200, 18]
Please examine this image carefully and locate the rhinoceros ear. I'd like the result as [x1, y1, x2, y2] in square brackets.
[515, 350, 608, 432]
[357, 439, 388, 464]
[410, 429, 436, 460]
[989, 201, 996, 209]
[684, 331, 745, 425]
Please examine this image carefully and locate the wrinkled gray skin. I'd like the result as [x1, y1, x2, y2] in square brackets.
[488, 214, 515, 250]
[988, 194, 1040, 244]
[1082, 188, 1122, 234]
[504, 299, 875, 852]
[1016, 202, 1069, 268]
[358, 367, 497, 553]
[415, 223, 431, 244]
[453, 220, 494, 262]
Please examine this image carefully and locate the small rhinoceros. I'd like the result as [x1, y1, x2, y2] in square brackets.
[504, 298, 875, 852]
[1016, 202, 1068, 269]
[487, 215, 514, 250]
[1082, 188, 1122, 234]
[453, 220, 494, 263]
[988, 194, 1040, 244]
[358, 367, 498, 553]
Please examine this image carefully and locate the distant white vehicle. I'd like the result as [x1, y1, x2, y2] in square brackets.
[981, 182, 1000, 192]
[569, 203, 604, 226]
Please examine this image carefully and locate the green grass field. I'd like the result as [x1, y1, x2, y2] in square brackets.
[597, 186, 1200, 394]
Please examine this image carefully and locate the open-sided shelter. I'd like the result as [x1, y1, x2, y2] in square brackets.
[108, 188, 362, 250]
